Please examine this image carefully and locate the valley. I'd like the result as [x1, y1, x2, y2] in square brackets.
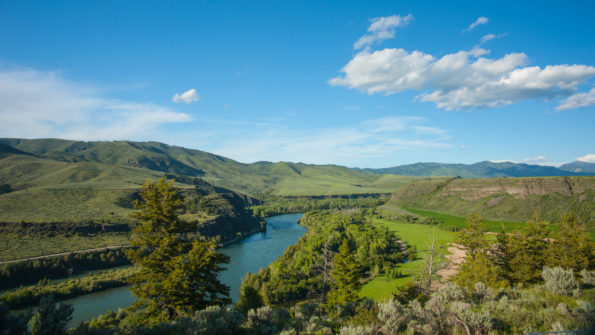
[0, 139, 593, 334]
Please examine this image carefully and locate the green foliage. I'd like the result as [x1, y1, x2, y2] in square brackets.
[455, 214, 488, 256]
[0, 268, 134, 309]
[249, 194, 388, 218]
[126, 178, 230, 320]
[236, 284, 264, 315]
[506, 214, 551, 283]
[0, 301, 30, 335]
[239, 210, 404, 305]
[542, 267, 579, 296]
[549, 211, 593, 271]
[455, 253, 506, 292]
[0, 248, 130, 290]
[69, 275, 595, 334]
[28, 296, 73, 335]
[327, 239, 362, 306]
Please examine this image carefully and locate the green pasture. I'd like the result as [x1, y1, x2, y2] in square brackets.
[359, 219, 455, 301]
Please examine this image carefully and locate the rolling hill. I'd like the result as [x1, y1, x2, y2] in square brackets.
[0, 138, 417, 196]
[363, 161, 592, 178]
[389, 176, 594, 226]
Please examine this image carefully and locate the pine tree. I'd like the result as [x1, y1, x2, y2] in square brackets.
[455, 214, 488, 256]
[549, 211, 593, 271]
[236, 284, 264, 314]
[490, 224, 511, 281]
[327, 238, 362, 306]
[126, 178, 230, 320]
[455, 252, 504, 291]
[507, 213, 550, 283]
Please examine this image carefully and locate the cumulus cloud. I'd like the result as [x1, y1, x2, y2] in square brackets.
[172, 88, 199, 104]
[464, 17, 488, 32]
[354, 14, 413, 49]
[577, 154, 595, 163]
[0, 67, 191, 140]
[557, 87, 595, 110]
[330, 25, 595, 110]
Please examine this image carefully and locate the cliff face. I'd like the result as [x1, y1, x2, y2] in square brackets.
[437, 177, 593, 200]
[391, 177, 594, 224]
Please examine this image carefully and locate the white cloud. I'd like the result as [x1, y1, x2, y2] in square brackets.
[577, 154, 595, 163]
[330, 43, 595, 110]
[479, 33, 505, 45]
[557, 87, 595, 110]
[172, 88, 199, 104]
[0, 67, 191, 140]
[520, 156, 548, 164]
[464, 17, 488, 32]
[354, 14, 413, 49]
[210, 116, 452, 167]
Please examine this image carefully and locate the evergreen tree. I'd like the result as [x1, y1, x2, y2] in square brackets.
[455, 252, 504, 291]
[126, 178, 230, 320]
[455, 214, 487, 256]
[549, 211, 593, 271]
[28, 295, 73, 335]
[507, 214, 550, 283]
[327, 238, 362, 306]
[490, 224, 511, 281]
[236, 285, 264, 315]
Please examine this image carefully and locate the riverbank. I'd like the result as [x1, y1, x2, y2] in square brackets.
[10, 213, 307, 328]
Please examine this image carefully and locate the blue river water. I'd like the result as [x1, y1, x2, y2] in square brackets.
[56, 213, 306, 327]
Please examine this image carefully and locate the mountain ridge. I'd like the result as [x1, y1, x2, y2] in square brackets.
[362, 160, 593, 178]
[0, 138, 417, 196]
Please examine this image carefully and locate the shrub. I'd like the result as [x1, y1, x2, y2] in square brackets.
[580, 269, 595, 286]
[541, 267, 579, 296]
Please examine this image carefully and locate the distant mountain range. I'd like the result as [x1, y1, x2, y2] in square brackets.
[363, 161, 595, 178]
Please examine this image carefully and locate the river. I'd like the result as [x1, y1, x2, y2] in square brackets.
[58, 213, 306, 328]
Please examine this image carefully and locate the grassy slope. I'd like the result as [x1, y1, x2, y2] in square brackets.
[0, 233, 129, 261]
[0, 138, 412, 196]
[360, 218, 455, 301]
[390, 177, 594, 226]
[0, 154, 166, 222]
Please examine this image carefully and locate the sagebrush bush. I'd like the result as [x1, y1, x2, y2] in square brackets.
[580, 269, 595, 286]
[541, 267, 579, 296]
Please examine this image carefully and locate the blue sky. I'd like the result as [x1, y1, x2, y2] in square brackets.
[1, 0, 594, 168]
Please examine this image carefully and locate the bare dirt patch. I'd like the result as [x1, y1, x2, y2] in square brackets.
[437, 243, 466, 283]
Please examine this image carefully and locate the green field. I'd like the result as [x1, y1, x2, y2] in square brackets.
[0, 233, 129, 262]
[403, 207, 529, 232]
[359, 219, 455, 301]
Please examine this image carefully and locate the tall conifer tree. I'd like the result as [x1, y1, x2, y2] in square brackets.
[126, 178, 230, 321]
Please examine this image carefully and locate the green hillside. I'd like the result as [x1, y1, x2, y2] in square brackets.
[389, 176, 595, 226]
[0, 138, 415, 195]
